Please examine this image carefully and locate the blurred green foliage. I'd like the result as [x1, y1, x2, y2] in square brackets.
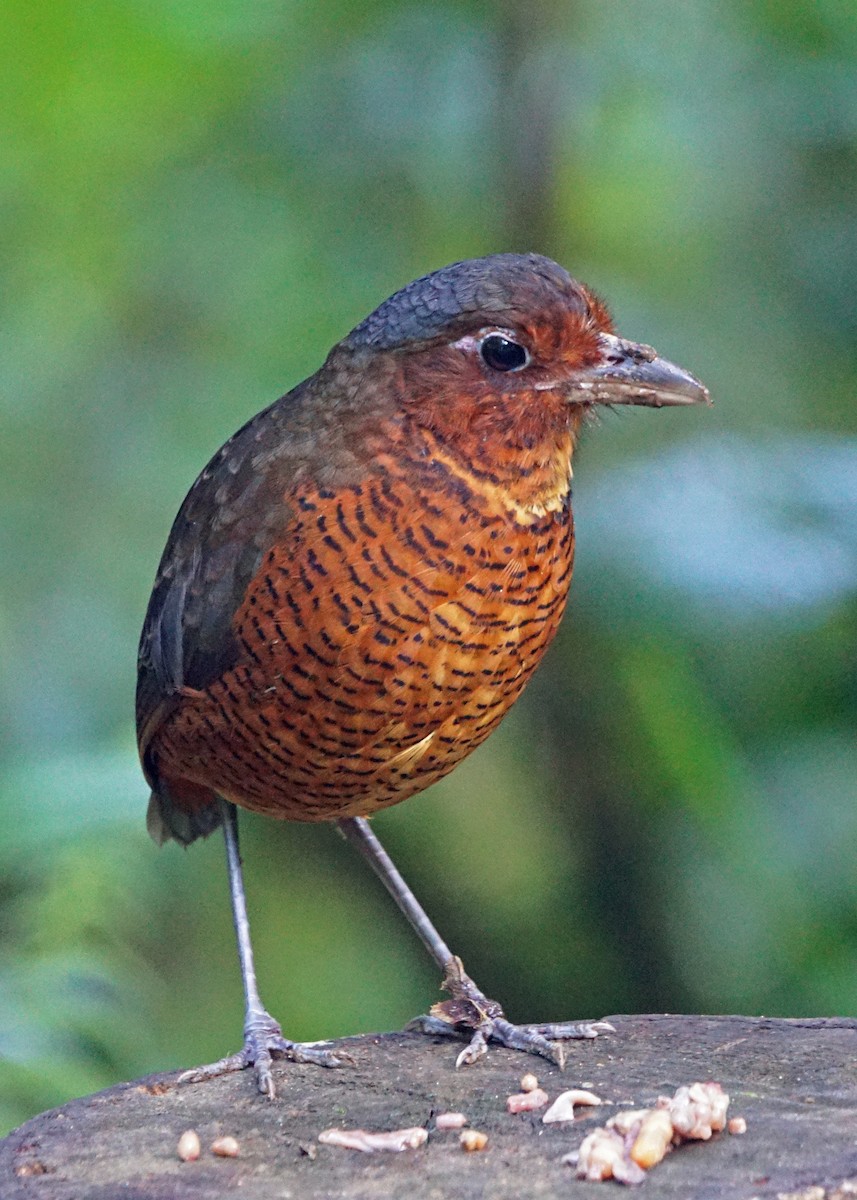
[2, 0, 855, 1135]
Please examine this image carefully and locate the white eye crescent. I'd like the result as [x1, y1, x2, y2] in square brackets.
[450, 328, 531, 373]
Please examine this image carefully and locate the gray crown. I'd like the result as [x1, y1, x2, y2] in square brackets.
[345, 253, 579, 351]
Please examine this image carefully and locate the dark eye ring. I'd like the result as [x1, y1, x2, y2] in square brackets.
[479, 334, 530, 373]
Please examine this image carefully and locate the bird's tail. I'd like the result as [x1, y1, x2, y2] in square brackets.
[146, 781, 223, 847]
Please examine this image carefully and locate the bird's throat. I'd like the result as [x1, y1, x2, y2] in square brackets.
[414, 403, 578, 525]
[427, 434, 572, 523]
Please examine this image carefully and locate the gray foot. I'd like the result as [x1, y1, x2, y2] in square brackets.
[407, 957, 615, 1068]
[178, 1010, 348, 1099]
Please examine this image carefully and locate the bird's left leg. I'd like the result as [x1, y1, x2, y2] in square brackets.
[337, 816, 613, 1068]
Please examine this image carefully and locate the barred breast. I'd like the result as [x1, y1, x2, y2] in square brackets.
[150, 461, 574, 822]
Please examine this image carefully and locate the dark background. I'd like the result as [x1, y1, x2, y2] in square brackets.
[2, 0, 855, 1133]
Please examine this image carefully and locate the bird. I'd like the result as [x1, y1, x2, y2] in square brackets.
[136, 252, 709, 1098]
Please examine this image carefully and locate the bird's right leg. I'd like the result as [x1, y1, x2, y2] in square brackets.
[179, 799, 346, 1099]
[338, 815, 613, 1069]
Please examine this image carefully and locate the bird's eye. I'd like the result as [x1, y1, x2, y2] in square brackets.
[479, 334, 530, 373]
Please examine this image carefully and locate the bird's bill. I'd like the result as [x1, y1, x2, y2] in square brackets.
[566, 332, 711, 408]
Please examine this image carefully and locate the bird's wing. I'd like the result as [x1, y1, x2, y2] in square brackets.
[136, 385, 319, 770]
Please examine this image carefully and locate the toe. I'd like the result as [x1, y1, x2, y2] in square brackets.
[287, 1042, 351, 1068]
[177, 1051, 246, 1086]
[254, 1053, 276, 1100]
[527, 1019, 616, 1040]
[492, 1018, 564, 1066]
[405, 1014, 462, 1039]
[455, 1027, 489, 1068]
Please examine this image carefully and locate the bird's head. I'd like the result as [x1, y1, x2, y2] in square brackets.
[335, 253, 709, 517]
[345, 251, 708, 409]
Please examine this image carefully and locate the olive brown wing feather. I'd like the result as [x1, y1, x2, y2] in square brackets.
[136, 391, 321, 841]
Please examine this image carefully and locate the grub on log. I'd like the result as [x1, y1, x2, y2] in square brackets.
[2, 1015, 857, 1199]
